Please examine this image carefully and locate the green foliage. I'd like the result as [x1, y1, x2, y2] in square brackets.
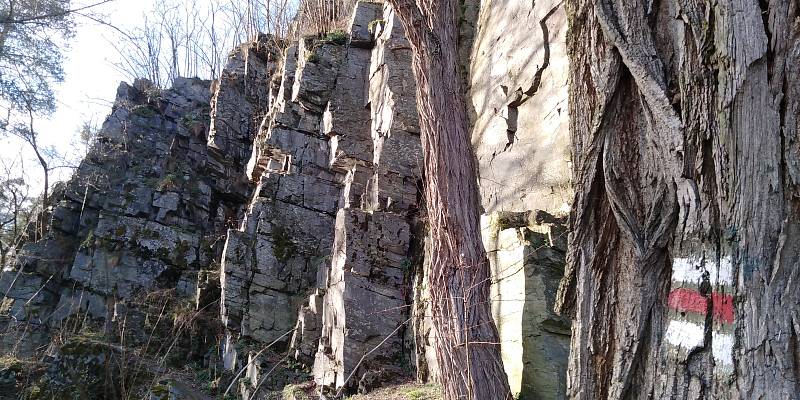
[181, 112, 199, 129]
[157, 174, 180, 191]
[344, 383, 443, 400]
[0, 0, 74, 117]
[79, 230, 95, 250]
[131, 104, 158, 118]
[149, 383, 170, 399]
[140, 226, 161, 240]
[271, 226, 297, 263]
[114, 225, 127, 237]
[305, 50, 319, 63]
[283, 383, 313, 400]
[406, 386, 440, 400]
[174, 240, 192, 267]
[368, 19, 385, 33]
[322, 30, 349, 45]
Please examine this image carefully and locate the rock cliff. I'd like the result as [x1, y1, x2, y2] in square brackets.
[0, 1, 572, 398]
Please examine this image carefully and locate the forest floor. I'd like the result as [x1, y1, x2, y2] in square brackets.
[345, 382, 442, 400]
[280, 381, 442, 400]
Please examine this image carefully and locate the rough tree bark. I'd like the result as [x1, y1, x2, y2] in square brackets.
[556, 0, 800, 398]
[387, 1, 512, 399]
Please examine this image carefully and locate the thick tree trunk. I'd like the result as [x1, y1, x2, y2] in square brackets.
[388, 1, 512, 399]
[556, 0, 800, 398]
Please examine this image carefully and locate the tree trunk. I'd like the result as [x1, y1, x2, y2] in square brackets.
[556, 0, 800, 398]
[388, 1, 511, 399]
[25, 109, 48, 240]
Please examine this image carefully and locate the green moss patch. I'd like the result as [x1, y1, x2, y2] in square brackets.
[272, 226, 297, 263]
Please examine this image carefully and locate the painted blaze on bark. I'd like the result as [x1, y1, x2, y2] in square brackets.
[388, 0, 512, 399]
[556, 0, 800, 398]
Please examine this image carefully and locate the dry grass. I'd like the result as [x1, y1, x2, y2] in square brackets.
[291, 0, 360, 38]
[346, 382, 442, 400]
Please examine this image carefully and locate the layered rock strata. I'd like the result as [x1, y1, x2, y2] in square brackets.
[208, 34, 278, 201]
[483, 211, 571, 399]
[220, 2, 425, 395]
[2, 78, 218, 353]
[0, 37, 278, 357]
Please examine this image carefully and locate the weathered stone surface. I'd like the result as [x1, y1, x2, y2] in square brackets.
[0, 43, 270, 357]
[221, 5, 424, 396]
[25, 335, 128, 400]
[220, 31, 348, 369]
[411, 237, 439, 384]
[368, 7, 421, 180]
[148, 378, 212, 400]
[208, 34, 278, 200]
[326, 3, 383, 170]
[312, 209, 411, 390]
[290, 291, 324, 365]
[0, 2, 578, 397]
[220, 230, 252, 331]
[301, 7, 423, 394]
[482, 214, 571, 399]
[220, 183, 336, 349]
[292, 40, 347, 114]
[469, 0, 571, 215]
[348, 1, 381, 48]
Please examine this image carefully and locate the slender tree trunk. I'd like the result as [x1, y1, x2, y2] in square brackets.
[556, 0, 800, 398]
[25, 109, 48, 240]
[2, 191, 20, 267]
[35, 152, 48, 210]
[388, 1, 511, 399]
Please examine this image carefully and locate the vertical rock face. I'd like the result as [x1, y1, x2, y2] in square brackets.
[309, 6, 422, 392]
[0, 73, 248, 354]
[219, 37, 340, 357]
[469, 0, 572, 215]
[221, 3, 424, 395]
[208, 35, 278, 201]
[483, 212, 571, 399]
[461, 0, 574, 398]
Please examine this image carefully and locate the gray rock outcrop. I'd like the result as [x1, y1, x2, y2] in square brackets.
[220, 3, 424, 395]
[1, 77, 222, 354]
[0, 36, 279, 367]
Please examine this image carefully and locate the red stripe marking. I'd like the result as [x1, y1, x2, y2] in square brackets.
[668, 288, 734, 324]
[668, 288, 706, 315]
[711, 292, 734, 325]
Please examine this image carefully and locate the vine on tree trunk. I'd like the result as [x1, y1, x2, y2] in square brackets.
[387, 1, 512, 399]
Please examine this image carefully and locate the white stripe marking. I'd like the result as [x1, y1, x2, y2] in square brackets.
[665, 320, 704, 350]
[671, 256, 733, 286]
[712, 257, 733, 287]
[671, 257, 702, 285]
[712, 332, 734, 367]
[666, 320, 734, 367]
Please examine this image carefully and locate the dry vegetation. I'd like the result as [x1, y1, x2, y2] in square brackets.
[291, 0, 360, 37]
[345, 383, 442, 400]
